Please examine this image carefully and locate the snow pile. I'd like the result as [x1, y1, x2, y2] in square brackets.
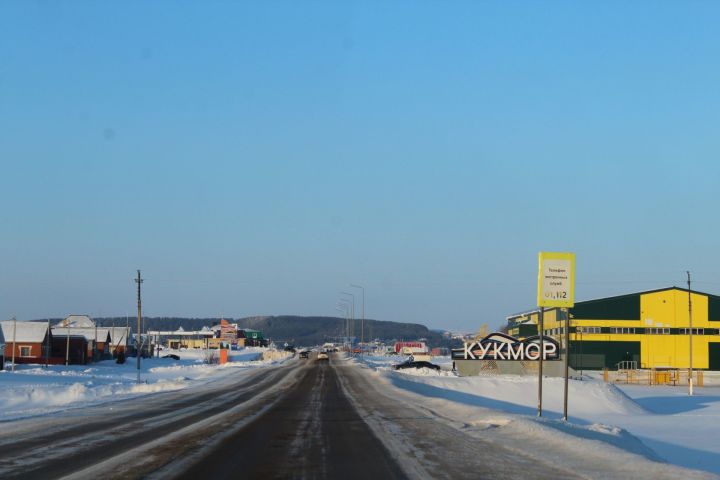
[0, 347, 283, 420]
[357, 354, 720, 476]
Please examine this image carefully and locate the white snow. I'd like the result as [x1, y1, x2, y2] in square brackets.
[0, 347, 286, 420]
[355, 354, 720, 477]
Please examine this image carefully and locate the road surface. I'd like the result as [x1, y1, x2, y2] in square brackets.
[0, 353, 711, 480]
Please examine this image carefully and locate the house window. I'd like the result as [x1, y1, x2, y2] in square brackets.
[610, 327, 635, 334]
[19, 346, 32, 357]
[577, 326, 601, 334]
[647, 328, 670, 335]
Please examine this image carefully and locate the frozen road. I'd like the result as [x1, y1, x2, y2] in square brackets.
[0, 353, 709, 479]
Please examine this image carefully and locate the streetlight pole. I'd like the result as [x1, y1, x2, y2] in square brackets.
[336, 305, 349, 348]
[350, 284, 365, 356]
[688, 271, 693, 396]
[338, 299, 352, 349]
[340, 291, 355, 350]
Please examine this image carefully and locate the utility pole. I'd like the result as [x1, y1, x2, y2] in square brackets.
[45, 318, 50, 368]
[135, 270, 143, 383]
[11, 316, 17, 372]
[687, 271, 693, 396]
[65, 322, 70, 366]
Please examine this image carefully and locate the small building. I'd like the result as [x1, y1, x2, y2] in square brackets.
[107, 326, 131, 355]
[53, 315, 120, 361]
[147, 326, 217, 350]
[0, 320, 51, 364]
[507, 287, 720, 370]
[240, 329, 266, 347]
[50, 335, 89, 365]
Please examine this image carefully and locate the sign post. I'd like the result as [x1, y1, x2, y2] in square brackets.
[537, 252, 576, 420]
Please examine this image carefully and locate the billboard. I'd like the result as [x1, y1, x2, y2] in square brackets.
[394, 341, 427, 354]
[537, 251, 576, 308]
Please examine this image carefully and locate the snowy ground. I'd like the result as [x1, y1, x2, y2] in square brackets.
[355, 354, 720, 477]
[0, 347, 285, 421]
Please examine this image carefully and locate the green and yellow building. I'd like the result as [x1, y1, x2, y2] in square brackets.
[507, 287, 720, 370]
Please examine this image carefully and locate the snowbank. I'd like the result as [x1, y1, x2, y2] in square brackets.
[355, 354, 720, 476]
[0, 347, 285, 420]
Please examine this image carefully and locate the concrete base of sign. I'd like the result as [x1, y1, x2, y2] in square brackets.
[454, 358, 578, 378]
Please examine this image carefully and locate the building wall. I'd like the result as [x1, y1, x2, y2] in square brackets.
[509, 288, 720, 370]
[4, 342, 44, 361]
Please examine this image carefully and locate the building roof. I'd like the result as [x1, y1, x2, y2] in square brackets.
[57, 315, 95, 328]
[51, 327, 110, 343]
[106, 327, 131, 345]
[0, 321, 49, 343]
[507, 286, 720, 323]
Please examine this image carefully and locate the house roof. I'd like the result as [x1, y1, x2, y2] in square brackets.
[57, 315, 95, 328]
[106, 327, 130, 345]
[51, 327, 111, 343]
[0, 321, 49, 343]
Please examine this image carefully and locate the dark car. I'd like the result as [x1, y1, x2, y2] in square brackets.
[299, 351, 310, 359]
[394, 360, 441, 371]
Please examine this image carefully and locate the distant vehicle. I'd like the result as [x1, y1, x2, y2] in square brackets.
[317, 351, 329, 360]
[162, 354, 181, 360]
[394, 360, 440, 371]
[299, 351, 310, 359]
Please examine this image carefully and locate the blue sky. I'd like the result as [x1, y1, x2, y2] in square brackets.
[2, 1, 720, 331]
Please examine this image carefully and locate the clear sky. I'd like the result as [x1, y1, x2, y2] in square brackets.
[2, 1, 720, 331]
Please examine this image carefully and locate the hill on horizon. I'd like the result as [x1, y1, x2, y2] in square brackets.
[90, 315, 456, 348]
[3, 316, 458, 349]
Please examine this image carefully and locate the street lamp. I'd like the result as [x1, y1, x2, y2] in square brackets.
[340, 292, 355, 349]
[350, 284, 365, 356]
[335, 304, 349, 348]
[338, 298, 352, 347]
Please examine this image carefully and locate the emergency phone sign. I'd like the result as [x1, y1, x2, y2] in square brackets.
[537, 252, 575, 308]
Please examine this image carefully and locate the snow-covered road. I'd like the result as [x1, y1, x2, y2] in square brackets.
[1, 351, 717, 479]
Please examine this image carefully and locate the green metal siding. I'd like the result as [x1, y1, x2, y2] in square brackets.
[570, 294, 641, 320]
[569, 340, 641, 370]
[709, 343, 720, 371]
[518, 324, 538, 337]
[710, 296, 720, 322]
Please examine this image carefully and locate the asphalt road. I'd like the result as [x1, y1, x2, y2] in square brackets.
[0, 361, 302, 480]
[0, 354, 707, 480]
[174, 355, 407, 480]
[0, 354, 407, 480]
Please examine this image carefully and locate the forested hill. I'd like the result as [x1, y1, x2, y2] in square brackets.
[89, 315, 455, 348]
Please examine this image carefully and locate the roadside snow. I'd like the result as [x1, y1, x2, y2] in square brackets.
[355, 354, 720, 477]
[0, 347, 286, 420]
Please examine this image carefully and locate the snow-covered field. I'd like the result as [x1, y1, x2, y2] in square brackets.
[357, 354, 720, 476]
[0, 347, 284, 421]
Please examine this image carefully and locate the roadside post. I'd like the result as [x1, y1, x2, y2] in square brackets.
[537, 252, 576, 420]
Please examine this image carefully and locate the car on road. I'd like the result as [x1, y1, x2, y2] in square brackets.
[317, 351, 329, 360]
[394, 360, 440, 371]
[299, 351, 310, 359]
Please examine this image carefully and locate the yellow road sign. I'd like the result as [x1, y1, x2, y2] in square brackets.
[537, 252, 575, 307]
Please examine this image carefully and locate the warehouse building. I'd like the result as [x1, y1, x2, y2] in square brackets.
[507, 287, 720, 370]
